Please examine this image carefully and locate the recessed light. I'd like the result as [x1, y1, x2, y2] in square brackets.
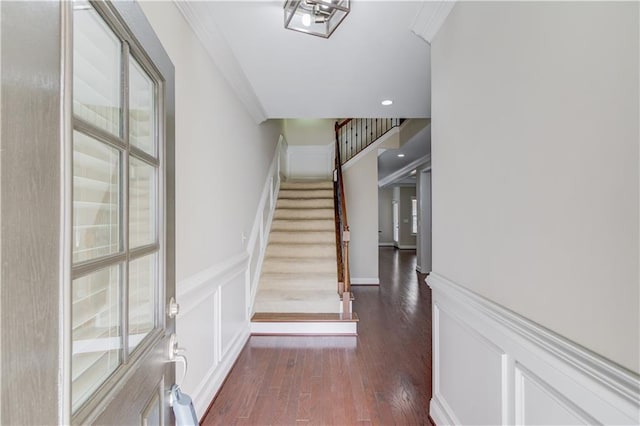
[381, 99, 393, 106]
[397, 153, 405, 158]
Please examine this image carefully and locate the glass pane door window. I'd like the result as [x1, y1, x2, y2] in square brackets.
[71, 0, 162, 414]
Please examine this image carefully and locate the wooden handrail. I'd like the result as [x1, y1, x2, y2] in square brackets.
[334, 121, 351, 302]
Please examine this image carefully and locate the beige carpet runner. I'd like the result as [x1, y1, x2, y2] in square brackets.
[254, 180, 341, 313]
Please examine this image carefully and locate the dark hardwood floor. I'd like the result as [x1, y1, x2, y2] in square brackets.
[201, 247, 433, 425]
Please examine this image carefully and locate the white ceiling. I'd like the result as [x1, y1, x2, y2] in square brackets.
[177, 1, 432, 119]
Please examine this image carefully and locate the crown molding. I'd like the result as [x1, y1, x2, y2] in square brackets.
[411, 0, 457, 45]
[174, 2, 268, 124]
[378, 154, 431, 188]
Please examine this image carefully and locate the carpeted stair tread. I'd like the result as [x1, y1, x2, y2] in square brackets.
[268, 230, 335, 244]
[270, 219, 334, 232]
[262, 257, 337, 274]
[265, 242, 336, 258]
[277, 198, 334, 209]
[280, 180, 333, 190]
[278, 189, 333, 199]
[254, 180, 341, 314]
[274, 208, 334, 220]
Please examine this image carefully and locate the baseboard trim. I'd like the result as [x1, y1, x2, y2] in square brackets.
[395, 244, 416, 250]
[192, 326, 250, 420]
[351, 277, 380, 285]
[428, 272, 640, 425]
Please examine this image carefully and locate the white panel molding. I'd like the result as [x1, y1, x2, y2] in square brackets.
[428, 272, 640, 425]
[514, 363, 600, 425]
[410, 0, 457, 45]
[395, 244, 417, 250]
[177, 251, 249, 317]
[351, 277, 380, 285]
[250, 321, 357, 336]
[378, 242, 395, 247]
[174, 2, 267, 123]
[191, 327, 250, 420]
[378, 154, 431, 188]
[287, 144, 334, 180]
[246, 137, 283, 314]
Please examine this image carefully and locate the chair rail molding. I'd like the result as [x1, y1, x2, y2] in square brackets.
[174, 1, 267, 124]
[427, 272, 640, 426]
[410, 0, 457, 45]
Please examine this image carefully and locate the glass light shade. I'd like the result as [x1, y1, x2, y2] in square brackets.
[284, 0, 350, 38]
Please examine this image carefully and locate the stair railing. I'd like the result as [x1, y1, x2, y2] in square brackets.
[336, 118, 403, 164]
[334, 120, 352, 312]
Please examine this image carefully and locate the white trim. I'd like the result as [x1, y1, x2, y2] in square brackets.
[250, 321, 357, 336]
[246, 138, 283, 314]
[428, 272, 640, 425]
[395, 244, 417, 250]
[379, 154, 431, 188]
[351, 277, 380, 285]
[174, 2, 267, 124]
[378, 242, 395, 247]
[192, 327, 250, 420]
[410, 0, 457, 45]
[176, 252, 249, 317]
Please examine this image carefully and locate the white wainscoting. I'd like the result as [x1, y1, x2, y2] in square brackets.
[176, 252, 250, 420]
[286, 144, 334, 180]
[428, 273, 640, 426]
[175, 139, 283, 420]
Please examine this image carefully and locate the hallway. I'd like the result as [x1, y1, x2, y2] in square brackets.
[202, 248, 433, 425]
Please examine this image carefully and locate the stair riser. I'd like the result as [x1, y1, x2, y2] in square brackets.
[280, 181, 333, 190]
[270, 220, 334, 232]
[250, 321, 357, 335]
[274, 208, 334, 220]
[262, 259, 336, 274]
[269, 231, 335, 244]
[277, 198, 334, 209]
[278, 189, 333, 199]
[266, 244, 335, 258]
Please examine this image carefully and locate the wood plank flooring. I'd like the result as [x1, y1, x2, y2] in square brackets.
[201, 248, 433, 425]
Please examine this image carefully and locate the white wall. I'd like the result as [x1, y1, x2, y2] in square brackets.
[283, 119, 335, 146]
[431, 1, 638, 423]
[344, 148, 379, 284]
[432, 0, 638, 374]
[138, 2, 282, 418]
[378, 188, 394, 246]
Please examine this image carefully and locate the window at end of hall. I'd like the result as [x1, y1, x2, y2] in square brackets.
[411, 198, 417, 234]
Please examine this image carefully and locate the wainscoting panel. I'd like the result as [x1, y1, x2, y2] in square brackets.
[436, 307, 504, 425]
[428, 273, 640, 426]
[176, 252, 250, 420]
[221, 273, 247, 355]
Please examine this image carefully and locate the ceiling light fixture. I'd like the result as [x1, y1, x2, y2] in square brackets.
[397, 153, 405, 158]
[381, 99, 393, 106]
[284, 0, 350, 38]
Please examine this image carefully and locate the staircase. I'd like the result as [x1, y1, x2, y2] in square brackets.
[251, 180, 358, 335]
